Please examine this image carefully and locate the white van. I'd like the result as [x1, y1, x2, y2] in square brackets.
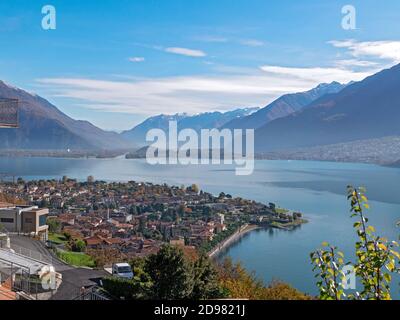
[112, 263, 134, 279]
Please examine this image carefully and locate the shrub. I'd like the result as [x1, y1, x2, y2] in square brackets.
[311, 186, 400, 300]
[217, 258, 310, 300]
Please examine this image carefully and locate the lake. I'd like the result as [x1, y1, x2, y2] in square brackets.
[1, 156, 399, 297]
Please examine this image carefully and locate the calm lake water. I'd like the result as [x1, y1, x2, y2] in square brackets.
[1, 156, 399, 297]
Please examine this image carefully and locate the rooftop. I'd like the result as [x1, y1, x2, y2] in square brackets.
[0, 202, 14, 209]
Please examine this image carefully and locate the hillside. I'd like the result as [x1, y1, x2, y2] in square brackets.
[121, 108, 258, 147]
[0, 81, 131, 150]
[223, 82, 346, 130]
[255, 64, 400, 152]
[257, 136, 400, 165]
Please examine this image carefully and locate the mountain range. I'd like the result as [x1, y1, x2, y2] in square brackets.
[255, 63, 400, 152]
[120, 108, 259, 147]
[120, 81, 347, 147]
[1, 63, 399, 163]
[0, 81, 130, 150]
[223, 81, 347, 130]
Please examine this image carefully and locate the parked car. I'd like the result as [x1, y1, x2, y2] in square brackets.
[112, 263, 134, 279]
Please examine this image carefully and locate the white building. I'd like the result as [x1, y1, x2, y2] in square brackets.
[0, 204, 49, 241]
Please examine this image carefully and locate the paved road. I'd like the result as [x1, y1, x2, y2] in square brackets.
[9, 234, 70, 271]
[50, 268, 108, 300]
[9, 235, 108, 300]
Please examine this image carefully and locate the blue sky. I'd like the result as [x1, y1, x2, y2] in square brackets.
[1, 0, 400, 131]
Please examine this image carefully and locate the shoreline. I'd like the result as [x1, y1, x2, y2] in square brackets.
[208, 224, 260, 259]
[0, 153, 397, 168]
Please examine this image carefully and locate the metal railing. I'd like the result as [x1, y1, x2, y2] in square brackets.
[73, 286, 111, 301]
[0, 239, 54, 265]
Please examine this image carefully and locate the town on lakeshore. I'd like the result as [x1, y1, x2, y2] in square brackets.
[0, 176, 307, 263]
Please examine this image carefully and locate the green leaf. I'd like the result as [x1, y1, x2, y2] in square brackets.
[353, 222, 361, 228]
[386, 261, 395, 272]
[384, 273, 391, 283]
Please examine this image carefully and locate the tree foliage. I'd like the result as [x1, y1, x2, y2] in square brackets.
[217, 258, 310, 300]
[191, 254, 224, 299]
[145, 245, 195, 299]
[104, 245, 225, 300]
[47, 217, 61, 233]
[311, 186, 400, 300]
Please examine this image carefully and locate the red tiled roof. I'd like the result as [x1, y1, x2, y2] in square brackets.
[84, 236, 103, 246]
[103, 238, 123, 245]
[0, 202, 14, 209]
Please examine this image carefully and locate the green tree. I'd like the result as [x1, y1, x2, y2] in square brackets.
[217, 258, 309, 300]
[47, 218, 61, 233]
[191, 254, 224, 299]
[102, 275, 152, 300]
[63, 232, 72, 242]
[71, 239, 86, 252]
[138, 216, 147, 233]
[145, 245, 194, 299]
[311, 186, 400, 300]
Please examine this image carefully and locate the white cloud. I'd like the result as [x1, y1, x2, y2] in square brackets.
[239, 39, 265, 47]
[195, 36, 228, 43]
[129, 57, 145, 62]
[334, 59, 378, 68]
[165, 47, 206, 57]
[195, 35, 265, 47]
[259, 65, 372, 83]
[329, 40, 400, 64]
[36, 64, 372, 117]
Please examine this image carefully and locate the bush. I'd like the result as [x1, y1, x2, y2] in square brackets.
[47, 218, 61, 233]
[217, 258, 310, 300]
[103, 245, 225, 300]
[311, 186, 400, 300]
[102, 245, 306, 300]
[102, 277, 133, 299]
[71, 239, 86, 252]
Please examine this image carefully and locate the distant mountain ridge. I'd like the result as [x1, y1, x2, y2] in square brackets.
[3, 62, 398, 158]
[255, 63, 400, 152]
[389, 159, 400, 167]
[0, 80, 131, 150]
[223, 81, 347, 130]
[257, 136, 400, 165]
[121, 108, 259, 147]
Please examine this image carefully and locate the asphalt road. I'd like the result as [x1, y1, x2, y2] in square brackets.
[9, 235, 108, 300]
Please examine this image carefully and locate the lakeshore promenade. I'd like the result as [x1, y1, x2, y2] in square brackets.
[208, 224, 260, 258]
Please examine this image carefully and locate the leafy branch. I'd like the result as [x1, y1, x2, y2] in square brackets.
[311, 186, 400, 300]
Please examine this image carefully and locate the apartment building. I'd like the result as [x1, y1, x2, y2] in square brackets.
[0, 204, 49, 241]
